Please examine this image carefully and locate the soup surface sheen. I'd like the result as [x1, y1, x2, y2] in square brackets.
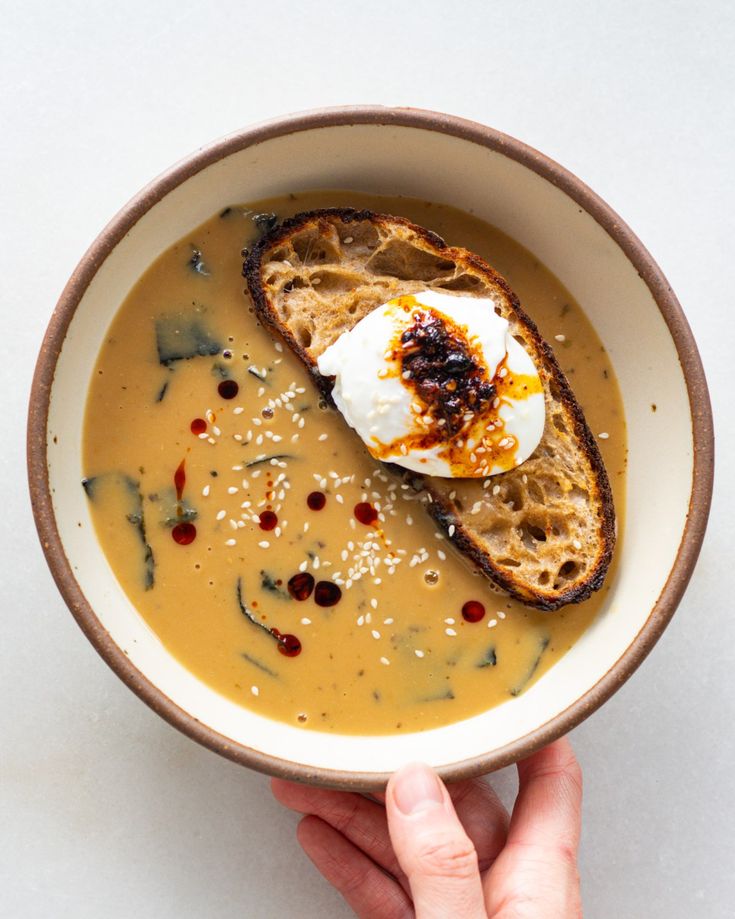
[83, 191, 626, 734]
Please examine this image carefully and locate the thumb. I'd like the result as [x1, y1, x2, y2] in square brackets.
[386, 763, 486, 919]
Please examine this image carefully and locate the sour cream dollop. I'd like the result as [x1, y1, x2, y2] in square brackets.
[316, 290, 545, 478]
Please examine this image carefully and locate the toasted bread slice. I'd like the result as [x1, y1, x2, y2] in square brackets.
[243, 208, 615, 610]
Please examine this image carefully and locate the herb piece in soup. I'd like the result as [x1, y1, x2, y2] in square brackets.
[476, 645, 498, 668]
[252, 212, 278, 234]
[245, 453, 293, 468]
[260, 570, 290, 600]
[187, 247, 210, 276]
[155, 313, 222, 366]
[510, 636, 550, 697]
[241, 652, 279, 678]
[82, 473, 155, 590]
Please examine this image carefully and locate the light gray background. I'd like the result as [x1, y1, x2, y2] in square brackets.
[2, 1, 733, 917]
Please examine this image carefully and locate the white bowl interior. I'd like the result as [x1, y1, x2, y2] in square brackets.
[46, 123, 692, 773]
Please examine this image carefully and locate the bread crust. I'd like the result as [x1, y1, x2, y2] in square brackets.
[244, 207, 615, 610]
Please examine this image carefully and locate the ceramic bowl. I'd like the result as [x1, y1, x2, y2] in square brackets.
[28, 107, 713, 789]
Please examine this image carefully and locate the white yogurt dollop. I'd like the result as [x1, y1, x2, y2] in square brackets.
[317, 290, 545, 478]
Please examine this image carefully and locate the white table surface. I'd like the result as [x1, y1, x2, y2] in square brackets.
[2, 1, 733, 916]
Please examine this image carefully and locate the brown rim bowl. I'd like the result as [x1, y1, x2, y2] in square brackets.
[28, 107, 714, 789]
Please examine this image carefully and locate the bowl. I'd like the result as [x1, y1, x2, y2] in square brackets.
[28, 106, 713, 789]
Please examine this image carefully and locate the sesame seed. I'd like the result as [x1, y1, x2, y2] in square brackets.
[216, 510, 226, 521]
[225, 538, 237, 546]
[371, 630, 381, 640]
[498, 611, 506, 619]
[414, 649, 425, 658]
[228, 486, 238, 495]
[251, 686, 259, 696]
[383, 617, 394, 624]
[380, 657, 390, 666]
[487, 619, 498, 628]
[438, 550, 446, 561]
[299, 560, 308, 572]
[573, 539, 582, 550]
[343, 236, 354, 244]
[448, 525, 456, 537]
[202, 485, 210, 497]
[493, 485, 501, 496]
[598, 432, 610, 439]
[445, 627, 457, 637]
[444, 617, 455, 624]
[198, 432, 208, 440]
[318, 433, 328, 441]
[300, 617, 311, 625]
[555, 334, 566, 342]
[258, 541, 270, 549]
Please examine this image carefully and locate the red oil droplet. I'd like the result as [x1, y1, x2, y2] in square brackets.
[172, 522, 196, 545]
[259, 510, 278, 531]
[461, 600, 485, 623]
[190, 418, 207, 435]
[174, 458, 186, 502]
[354, 502, 378, 526]
[288, 572, 315, 600]
[218, 379, 239, 399]
[307, 491, 326, 511]
[272, 629, 302, 657]
[314, 581, 342, 607]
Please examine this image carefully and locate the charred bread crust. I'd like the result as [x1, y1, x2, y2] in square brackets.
[244, 208, 616, 611]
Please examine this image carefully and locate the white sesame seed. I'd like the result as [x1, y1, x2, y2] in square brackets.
[371, 630, 381, 640]
[414, 649, 425, 658]
[448, 525, 456, 537]
[598, 432, 610, 439]
[444, 617, 455, 624]
[225, 538, 236, 547]
[445, 627, 457, 637]
[493, 484, 501, 496]
[228, 486, 238, 495]
[555, 334, 566, 342]
[343, 236, 354, 244]
[300, 617, 311, 625]
[498, 611, 506, 619]
[251, 685, 259, 696]
[487, 619, 498, 628]
[573, 539, 582, 550]
[318, 433, 328, 441]
[383, 617, 394, 624]
[202, 485, 210, 497]
[380, 657, 390, 666]
[216, 509, 226, 521]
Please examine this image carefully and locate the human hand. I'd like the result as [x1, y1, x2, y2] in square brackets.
[271, 737, 583, 918]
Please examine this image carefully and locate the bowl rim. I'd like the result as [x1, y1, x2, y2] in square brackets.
[27, 105, 714, 789]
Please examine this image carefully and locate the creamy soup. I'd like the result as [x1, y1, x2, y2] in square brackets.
[82, 191, 626, 734]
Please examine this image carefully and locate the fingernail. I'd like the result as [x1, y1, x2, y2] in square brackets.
[393, 763, 444, 815]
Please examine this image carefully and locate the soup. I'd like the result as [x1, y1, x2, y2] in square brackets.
[82, 191, 626, 734]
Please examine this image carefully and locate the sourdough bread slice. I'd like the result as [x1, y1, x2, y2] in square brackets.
[243, 208, 615, 610]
